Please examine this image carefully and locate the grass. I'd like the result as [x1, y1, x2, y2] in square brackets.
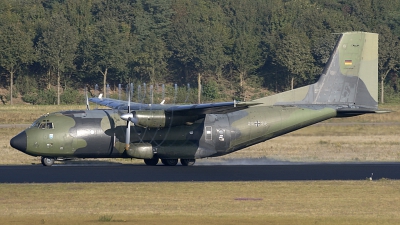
[98, 215, 114, 222]
[0, 181, 400, 225]
[0, 104, 102, 124]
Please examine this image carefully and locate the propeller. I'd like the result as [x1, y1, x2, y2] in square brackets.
[124, 89, 133, 151]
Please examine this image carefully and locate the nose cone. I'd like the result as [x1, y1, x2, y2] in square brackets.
[10, 131, 27, 152]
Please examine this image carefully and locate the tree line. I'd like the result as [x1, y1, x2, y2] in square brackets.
[0, 0, 400, 105]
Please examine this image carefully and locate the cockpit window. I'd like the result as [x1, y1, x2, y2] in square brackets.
[37, 120, 54, 129]
[30, 118, 42, 128]
[30, 121, 40, 128]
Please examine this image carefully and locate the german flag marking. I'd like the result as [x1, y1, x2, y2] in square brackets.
[344, 60, 352, 66]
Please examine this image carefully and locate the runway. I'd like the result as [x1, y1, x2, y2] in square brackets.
[1, 163, 399, 183]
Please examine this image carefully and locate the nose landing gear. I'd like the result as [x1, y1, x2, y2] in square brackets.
[41, 157, 55, 166]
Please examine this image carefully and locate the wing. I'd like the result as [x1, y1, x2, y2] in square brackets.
[89, 96, 260, 128]
[164, 101, 261, 115]
[89, 96, 260, 114]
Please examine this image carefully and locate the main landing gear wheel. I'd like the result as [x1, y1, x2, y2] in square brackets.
[144, 156, 159, 166]
[180, 159, 196, 166]
[161, 159, 178, 166]
[41, 157, 55, 166]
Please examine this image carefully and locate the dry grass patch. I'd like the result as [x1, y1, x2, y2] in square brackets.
[225, 134, 400, 161]
[0, 104, 101, 124]
[0, 181, 400, 224]
[291, 124, 400, 136]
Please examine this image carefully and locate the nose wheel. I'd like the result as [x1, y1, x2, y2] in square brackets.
[41, 157, 55, 166]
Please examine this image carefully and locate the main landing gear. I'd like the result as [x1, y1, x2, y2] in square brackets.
[144, 156, 159, 166]
[180, 159, 196, 166]
[143, 157, 196, 166]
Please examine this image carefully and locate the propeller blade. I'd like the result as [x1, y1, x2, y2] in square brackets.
[125, 120, 131, 150]
[125, 87, 132, 150]
[85, 87, 90, 110]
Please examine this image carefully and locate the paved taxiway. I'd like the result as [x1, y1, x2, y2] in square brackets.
[1, 163, 399, 183]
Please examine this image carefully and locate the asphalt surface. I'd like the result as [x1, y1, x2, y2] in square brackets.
[1, 163, 399, 183]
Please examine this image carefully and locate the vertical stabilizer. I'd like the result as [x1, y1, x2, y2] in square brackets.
[256, 32, 379, 109]
[310, 32, 378, 108]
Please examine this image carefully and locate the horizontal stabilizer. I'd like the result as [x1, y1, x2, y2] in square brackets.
[336, 108, 391, 117]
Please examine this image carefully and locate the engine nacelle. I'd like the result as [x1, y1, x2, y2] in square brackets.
[132, 110, 166, 128]
[126, 143, 154, 159]
[121, 109, 202, 128]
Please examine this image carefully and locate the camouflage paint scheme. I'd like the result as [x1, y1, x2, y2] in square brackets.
[10, 32, 386, 166]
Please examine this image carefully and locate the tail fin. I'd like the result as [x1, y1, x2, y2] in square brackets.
[257, 32, 379, 109]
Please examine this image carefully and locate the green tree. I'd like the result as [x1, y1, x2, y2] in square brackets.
[274, 31, 315, 90]
[0, 2, 34, 104]
[86, 18, 130, 94]
[223, 0, 264, 101]
[131, 0, 173, 84]
[169, 0, 230, 103]
[37, 13, 78, 105]
[375, 25, 400, 103]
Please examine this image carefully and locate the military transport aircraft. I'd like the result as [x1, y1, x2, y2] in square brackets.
[10, 32, 387, 166]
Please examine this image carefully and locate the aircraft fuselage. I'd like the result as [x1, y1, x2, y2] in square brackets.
[11, 106, 336, 161]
